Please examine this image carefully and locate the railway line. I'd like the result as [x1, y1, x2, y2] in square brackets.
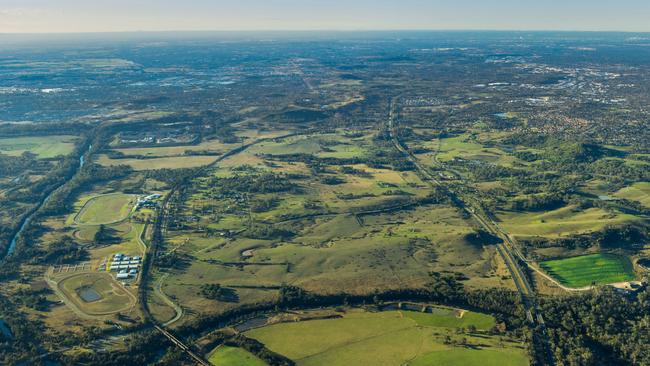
[387, 99, 554, 363]
[140, 132, 310, 365]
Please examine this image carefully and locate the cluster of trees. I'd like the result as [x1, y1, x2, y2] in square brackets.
[244, 223, 295, 240]
[156, 251, 193, 270]
[589, 158, 650, 182]
[0, 292, 46, 364]
[210, 173, 299, 194]
[40, 163, 132, 216]
[36, 235, 88, 264]
[199, 284, 239, 302]
[320, 175, 346, 185]
[540, 286, 650, 365]
[145, 168, 197, 187]
[521, 223, 649, 250]
[250, 198, 279, 213]
[94, 224, 121, 245]
[464, 230, 502, 246]
[509, 192, 567, 212]
[199, 331, 295, 366]
[468, 163, 525, 181]
[56, 330, 175, 366]
[543, 141, 606, 165]
[0, 152, 37, 178]
[14, 288, 50, 311]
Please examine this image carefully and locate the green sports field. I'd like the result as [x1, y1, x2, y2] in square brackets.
[208, 346, 267, 366]
[540, 253, 635, 287]
[245, 309, 527, 366]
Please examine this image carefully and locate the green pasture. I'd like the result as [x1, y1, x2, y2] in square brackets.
[614, 182, 650, 208]
[74, 193, 135, 225]
[404, 307, 495, 330]
[409, 348, 529, 366]
[89, 222, 146, 260]
[499, 205, 638, 238]
[0, 135, 77, 158]
[540, 253, 635, 287]
[208, 346, 267, 366]
[245, 309, 527, 366]
[97, 154, 218, 170]
[58, 273, 135, 315]
[115, 139, 239, 158]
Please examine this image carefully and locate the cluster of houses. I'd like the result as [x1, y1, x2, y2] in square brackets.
[108, 253, 142, 280]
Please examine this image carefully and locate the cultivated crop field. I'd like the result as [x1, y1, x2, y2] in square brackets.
[539, 253, 635, 287]
[244, 308, 527, 366]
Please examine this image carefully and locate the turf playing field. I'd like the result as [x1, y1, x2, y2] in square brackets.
[539, 253, 635, 287]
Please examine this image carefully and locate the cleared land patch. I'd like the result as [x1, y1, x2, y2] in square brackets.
[409, 348, 529, 366]
[540, 253, 635, 287]
[75, 193, 135, 225]
[614, 182, 650, 208]
[57, 272, 136, 315]
[208, 346, 267, 366]
[245, 309, 526, 366]
[96, 154, 218, 170]
[498, 205, 638, 238]
[0, 135, 77, 158]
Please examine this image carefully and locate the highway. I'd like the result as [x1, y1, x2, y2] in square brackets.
[140, 132, 310, 365]
[387, 99, 554, 363]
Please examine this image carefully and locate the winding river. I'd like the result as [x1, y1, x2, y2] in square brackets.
[3, 144, 91, 259]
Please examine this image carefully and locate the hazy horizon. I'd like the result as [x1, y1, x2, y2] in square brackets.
[1, 0, 649, 34]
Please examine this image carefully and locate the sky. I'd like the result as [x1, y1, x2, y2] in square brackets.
[0, 0, 649, 34]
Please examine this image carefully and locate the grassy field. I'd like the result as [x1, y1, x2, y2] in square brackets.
[403, 307, 495, 330]
[498, 205, 638, 238]
[58, 273, 136, 315]
[245, 309, 527, 366]
[75, 193, 135, 225]
[0, 135, 77, 158]
[96, 154, 219, 170]
[208, 346, 267, 366]
[158, 129, 512, 319]
[409, 348, 529, 366]
[115, 139, 241, 158]
[614, 182, 650, 208]
[160, 203, 500, 314]
[89, 222, 146, 260]
[540, 253, 635, 287]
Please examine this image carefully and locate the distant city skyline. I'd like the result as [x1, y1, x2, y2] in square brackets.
[1, 0, 649, 34]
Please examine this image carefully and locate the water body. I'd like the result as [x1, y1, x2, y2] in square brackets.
[4, 144, 91, 259]
[78, 287, 101, 302]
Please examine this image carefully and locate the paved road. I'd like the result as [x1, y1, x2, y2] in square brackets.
[387, 98, 555, 363]
[155, 273, 184, 326]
